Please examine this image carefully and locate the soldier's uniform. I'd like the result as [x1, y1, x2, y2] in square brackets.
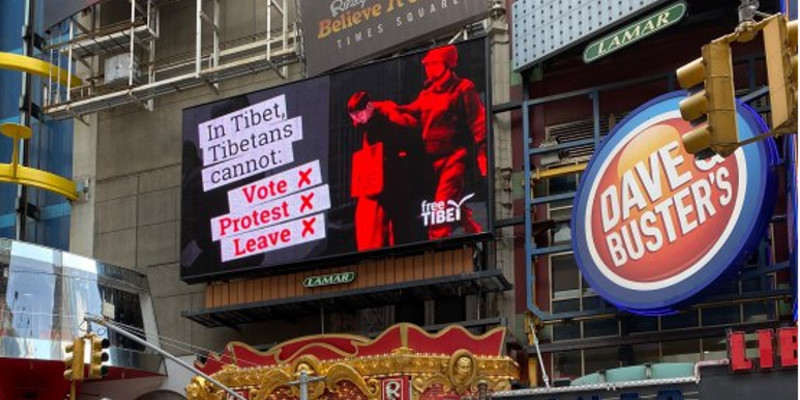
[401, 45, 487, 239]
[349, 93, 426, 250]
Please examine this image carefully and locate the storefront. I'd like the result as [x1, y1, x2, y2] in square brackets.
[505, 0, 796, 387]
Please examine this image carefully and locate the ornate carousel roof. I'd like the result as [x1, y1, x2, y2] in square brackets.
[187, 323, 519, 400]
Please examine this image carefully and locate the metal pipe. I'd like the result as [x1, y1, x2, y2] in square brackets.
[527, 319, 550, 389]
[693, 358, 729, 382]
[267, 0, 272, 63]
[196, 0, 202, 76]
[281, 0, 287, 76]
[129, 0, 136, 86]
[300, 371, 308, 400]
[213, 0, 219, 68]
[591, 90, 600, 143]
[16, 0, 33, 242]
[84, 315, 247, 400]
[67, 19, 74, 101]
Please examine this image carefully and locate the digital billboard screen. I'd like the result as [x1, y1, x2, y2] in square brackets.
[181, 39, 491, 282]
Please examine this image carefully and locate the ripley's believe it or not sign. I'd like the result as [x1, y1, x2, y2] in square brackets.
[181, 40, 490, 282]
[572, 92, 778, 315]
[300, 0, 488, 76]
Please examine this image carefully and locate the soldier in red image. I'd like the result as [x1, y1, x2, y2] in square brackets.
[397, 44, 487, 239]
[348, 91, 427, 250]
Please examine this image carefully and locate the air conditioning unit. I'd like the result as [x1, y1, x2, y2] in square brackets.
[104, 53, 141, 85]
[537, 139, 562, 166]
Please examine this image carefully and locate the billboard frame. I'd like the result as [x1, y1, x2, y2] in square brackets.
[180, 36, 495, 284]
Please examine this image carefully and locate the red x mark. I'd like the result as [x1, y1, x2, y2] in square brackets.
[300, 192, 315, 212]
[298, 168, 313, 188]
[301, 217, 316, 237]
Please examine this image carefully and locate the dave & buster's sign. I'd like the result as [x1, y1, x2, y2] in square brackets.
[181, 40, 490, 282]
[572, 92, 777, 314]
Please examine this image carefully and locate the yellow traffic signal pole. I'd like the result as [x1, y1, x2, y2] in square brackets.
[676, 12, 798, 158]
[64, 336, 86, 400]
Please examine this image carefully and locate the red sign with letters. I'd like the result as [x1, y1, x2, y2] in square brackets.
[728, 327, 798, 371]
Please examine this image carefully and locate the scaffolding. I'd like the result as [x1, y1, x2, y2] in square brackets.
[42, 0, 301, 121]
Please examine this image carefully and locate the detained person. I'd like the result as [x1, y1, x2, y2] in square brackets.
[347, 91, 427, 251]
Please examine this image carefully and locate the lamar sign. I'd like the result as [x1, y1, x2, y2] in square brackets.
[571, 92, 778, 314]
[303, 271, 356, 288]
[583, 2, 687, 63]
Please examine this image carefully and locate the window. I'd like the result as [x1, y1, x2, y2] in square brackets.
[631, 343, 660, 365]
[584, 347, 620, 374]
[701, 305, 739, 326]
[553, 350, 582, 380]
[552, 299, 580, 341]
[662, 339, 700, 363]
[661, 311, 698, 330]
[551, 254, 579, 299]
[583, 317, 619, 338]
[626, 315, 658, 333]
[701, 337, 727, 361]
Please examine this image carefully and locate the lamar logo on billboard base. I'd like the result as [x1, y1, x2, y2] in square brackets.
[572, 92, 777, 314]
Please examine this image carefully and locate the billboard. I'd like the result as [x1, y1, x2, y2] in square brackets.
[571, 92, 778, 315]
[181, 39, 491, 283]
[299, 0, 488, 76]
[44, 0, 105, 30]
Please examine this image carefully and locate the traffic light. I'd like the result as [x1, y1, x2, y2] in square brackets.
[676, 40, 738, 158]
[64, 337, 85, 381]
[88, 334, 110, 379]
[762, 14, 798, 130]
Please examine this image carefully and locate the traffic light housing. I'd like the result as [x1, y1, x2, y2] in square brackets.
[64, 337, 85, 381]
[762, 15, 798, 130]
[88, 334, 110, 379]
[676, 40, 738, 158]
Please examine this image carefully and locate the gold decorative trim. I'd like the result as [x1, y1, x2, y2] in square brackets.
[251, 369, 292, 400]
[186, 377, 224, 400]
[447, 350, 476, 394]
[325, 363, 378, 400]
[412, 373, 451, 395]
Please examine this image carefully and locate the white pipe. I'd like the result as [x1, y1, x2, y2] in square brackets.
[129, 0, 135, 86]
[67, 19, 74, 101]
[196, 0, 202, 76]
[693, 358, 729, 382]
[528, 319, 550, 389]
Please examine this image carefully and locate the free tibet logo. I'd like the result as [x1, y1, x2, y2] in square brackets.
[572, 92, 777, 314]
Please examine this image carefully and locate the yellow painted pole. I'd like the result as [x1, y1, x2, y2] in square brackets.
[0, 52, 82, 87]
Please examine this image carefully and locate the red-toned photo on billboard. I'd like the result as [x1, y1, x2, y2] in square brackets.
[181, 39, 490, 282]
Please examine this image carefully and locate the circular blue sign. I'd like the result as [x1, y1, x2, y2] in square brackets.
[571, 91, 778, 315]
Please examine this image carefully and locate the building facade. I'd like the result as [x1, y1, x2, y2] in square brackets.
[0, 0, 795, 399]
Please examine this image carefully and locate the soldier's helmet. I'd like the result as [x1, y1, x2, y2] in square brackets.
[422, 45, 458, 69]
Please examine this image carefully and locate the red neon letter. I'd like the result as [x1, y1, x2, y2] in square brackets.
[756, 329, 774, 369]
[729, 331, 752, 371]
[778, 327, 798, 367]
